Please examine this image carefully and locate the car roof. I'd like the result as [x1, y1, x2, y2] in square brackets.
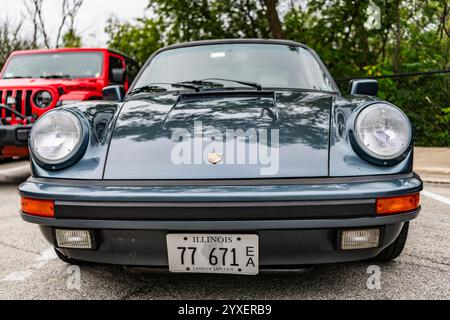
[160, 39, 311, 52]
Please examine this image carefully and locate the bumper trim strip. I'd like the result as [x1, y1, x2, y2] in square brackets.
[56, 199, 375, 208]
[21, 209, 419, 230]
[54, 198, 376, 220]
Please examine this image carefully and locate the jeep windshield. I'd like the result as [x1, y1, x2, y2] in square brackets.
[133, 43, 337, 93]
[2, 52, 103, 79]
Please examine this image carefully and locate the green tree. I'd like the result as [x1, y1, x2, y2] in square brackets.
[62, 30, 82, 48]
[105, 17, 164, 65]
[105, 0, 286, 61]
[284, 0, 449, 78]
[0, 19, 33, 69]
[148, 0, 271, 42]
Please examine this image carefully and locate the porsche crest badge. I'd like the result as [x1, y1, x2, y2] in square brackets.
[208, 153, 223, 165]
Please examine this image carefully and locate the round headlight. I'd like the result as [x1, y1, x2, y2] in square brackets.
[30, 110, 85, 166]
[34, 90, 53, 108]
[354, 103, 412, 161]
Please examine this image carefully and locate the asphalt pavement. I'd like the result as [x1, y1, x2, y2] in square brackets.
[0, 160, 449, 300]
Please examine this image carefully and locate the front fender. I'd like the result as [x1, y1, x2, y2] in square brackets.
[330, 95, 414, 176]
[31, 101, 123, 179]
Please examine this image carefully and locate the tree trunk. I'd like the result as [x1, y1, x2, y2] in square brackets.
[264, 0, 284, 39]
[393, 0, 401, 72]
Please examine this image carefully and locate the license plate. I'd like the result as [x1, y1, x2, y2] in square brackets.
[167, 234, 259, 275]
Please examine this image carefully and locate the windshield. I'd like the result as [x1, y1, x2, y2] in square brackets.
[134, 44, 336, 92]
[2, 52, 104, 79]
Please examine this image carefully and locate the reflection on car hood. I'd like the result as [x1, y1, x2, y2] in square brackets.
[104, 91, 333, 180]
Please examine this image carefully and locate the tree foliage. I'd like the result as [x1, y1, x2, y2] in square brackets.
[0, 19, 33, 68]
[24, 0, 85, 49]
[107, 1, 448, 72]
[106, 0, 281, 65]
[62, 30, 82, 48]
[105, 17, 163, 64]
[284, 0, 449, 78]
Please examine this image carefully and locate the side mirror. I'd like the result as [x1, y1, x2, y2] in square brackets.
[349, 79, 378, 96]
[111, 68, 125, 84]
[102, 85, 125, 102]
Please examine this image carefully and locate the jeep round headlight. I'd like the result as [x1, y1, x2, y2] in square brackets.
[30, 110, 85, 167]
[354, 103, 412, 161]
[34, 90, 53, 108]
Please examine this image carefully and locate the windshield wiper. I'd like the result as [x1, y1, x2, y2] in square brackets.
[180, 78, 263, 91]
[129, 85, 168, 95]
[40, 74, 71, 79]
[129, 82, 199, 96]
[176, 80, 223, 88]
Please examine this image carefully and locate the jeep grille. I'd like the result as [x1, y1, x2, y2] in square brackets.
[0, 89, 35, 124]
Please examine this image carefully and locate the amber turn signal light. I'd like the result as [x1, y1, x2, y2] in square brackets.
[21, 197, 54, 217]
[376, 193, 420, 215]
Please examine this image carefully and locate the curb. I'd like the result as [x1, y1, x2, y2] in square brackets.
[415, 167, 450, 175]
[416, 172, 450, 185]
[0, 162, 31, 184]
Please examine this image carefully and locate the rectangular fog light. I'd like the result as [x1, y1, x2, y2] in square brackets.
[340, 228, 380, 250]
[55, 229, 93, 249]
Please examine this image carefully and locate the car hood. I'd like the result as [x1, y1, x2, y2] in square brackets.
[104, 91, 333, 180]
[0, 78, 98, 91]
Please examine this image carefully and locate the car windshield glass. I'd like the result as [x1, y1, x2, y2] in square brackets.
[2, 52, 104, 79]
[134, 43, 336, 92]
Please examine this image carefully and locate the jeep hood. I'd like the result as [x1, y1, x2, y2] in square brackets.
[0, 78, 98, 91]
[104, 91, 332, 180]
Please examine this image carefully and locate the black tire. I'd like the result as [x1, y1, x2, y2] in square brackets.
[54, 248, 89, 265]
[373, 222, 409, 262]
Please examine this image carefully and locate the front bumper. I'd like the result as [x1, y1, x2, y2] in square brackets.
[19, 173, 423, 267]
[0, 124, 32, 147]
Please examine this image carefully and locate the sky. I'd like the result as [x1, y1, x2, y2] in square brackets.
[0, 0, 149, 47]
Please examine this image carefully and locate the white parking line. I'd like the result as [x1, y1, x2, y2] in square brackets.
[2, 270, 34, 282]
[2, 247, 56, 282]
[422, 190, 450, 206]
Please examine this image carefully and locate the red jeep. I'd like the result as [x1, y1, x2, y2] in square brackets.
[0, 48, 139, 159]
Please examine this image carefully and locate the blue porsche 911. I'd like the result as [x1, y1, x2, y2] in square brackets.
[19, 39, 422, 274]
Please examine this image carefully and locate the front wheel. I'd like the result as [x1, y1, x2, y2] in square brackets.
[373, 222, 409, 262]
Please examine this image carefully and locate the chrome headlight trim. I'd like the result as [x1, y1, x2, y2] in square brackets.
[33, 90, 54, 109]
[29, 109, 89, 170]
[350, 102, 413, 166]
